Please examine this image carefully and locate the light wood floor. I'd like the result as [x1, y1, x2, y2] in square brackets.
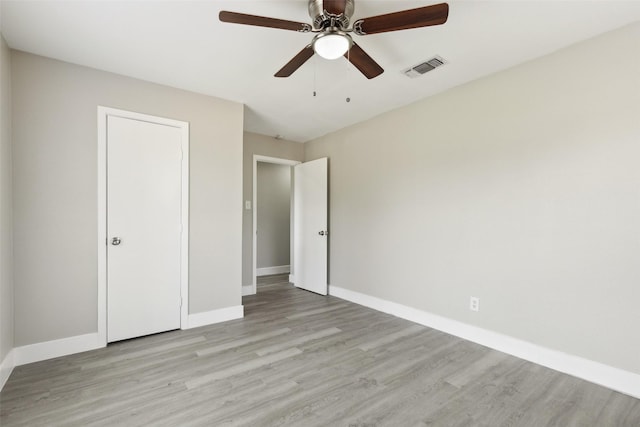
[1, 274, 638, 426]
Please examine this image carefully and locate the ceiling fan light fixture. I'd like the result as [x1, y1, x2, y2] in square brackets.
[312, 32, 352, 60]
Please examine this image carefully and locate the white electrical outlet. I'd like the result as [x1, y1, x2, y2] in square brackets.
[470, 296, 480, 312]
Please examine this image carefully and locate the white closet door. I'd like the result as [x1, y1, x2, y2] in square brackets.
[107, 115, 182, 342]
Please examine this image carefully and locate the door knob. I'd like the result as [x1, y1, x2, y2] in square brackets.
[111, 237, 122, 246]
[318, 231, 328, 236]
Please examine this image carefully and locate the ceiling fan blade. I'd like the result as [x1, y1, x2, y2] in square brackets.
[275, 46, 315, 78]
[353, 3, 449, 35]
[219, 11, 311, 32]
[345, 43, 384, 79]
[323, 0, 347, 15]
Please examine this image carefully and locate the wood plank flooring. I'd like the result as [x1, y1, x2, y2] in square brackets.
[1, 274, 639, 426]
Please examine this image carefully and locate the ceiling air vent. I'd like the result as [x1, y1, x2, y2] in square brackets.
[403, 56, 446, 78]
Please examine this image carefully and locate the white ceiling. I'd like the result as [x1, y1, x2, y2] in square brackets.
[2, 1, 639, 142]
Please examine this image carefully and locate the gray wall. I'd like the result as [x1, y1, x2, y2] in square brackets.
[0, 34, 13, 363]
[242, 132, 303, 286]
[257, 163, 291, 269]
[11, 51, 243, 347]
[305, 23, 640, 375]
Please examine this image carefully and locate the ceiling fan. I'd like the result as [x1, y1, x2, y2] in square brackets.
[219, 0, 449, 79]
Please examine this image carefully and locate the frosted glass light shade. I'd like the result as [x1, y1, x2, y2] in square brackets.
[313, 33, 352, 60]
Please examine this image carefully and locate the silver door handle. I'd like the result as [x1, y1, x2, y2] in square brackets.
[111, 237, 122, 246]
[318, 231, 328, 236]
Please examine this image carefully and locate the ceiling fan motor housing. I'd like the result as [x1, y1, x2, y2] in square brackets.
[308, 0, 355, 30]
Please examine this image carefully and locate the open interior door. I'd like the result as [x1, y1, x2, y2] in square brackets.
[293, 157, 328, 295]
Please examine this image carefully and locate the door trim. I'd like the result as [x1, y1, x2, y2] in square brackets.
[252, 155, 300, 295]
[97, 106, 189, 346]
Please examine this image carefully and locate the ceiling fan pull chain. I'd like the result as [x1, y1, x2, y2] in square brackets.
[313, 56, 317, 97]
[345, 48, 351, 103]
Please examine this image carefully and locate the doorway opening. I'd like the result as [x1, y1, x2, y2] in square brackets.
[251, 156, 300, 295]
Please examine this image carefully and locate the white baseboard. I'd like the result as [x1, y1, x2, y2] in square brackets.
[329, 285, 640, 399]
[256, 265, 290, 277]
[13, 333, 103, 367]
[186, 305, 244, 329]
[0, 349, 15, 391]
[3, 305, 245, 378]
[289, 274, 295, 285]
[242, 285, 256, 296]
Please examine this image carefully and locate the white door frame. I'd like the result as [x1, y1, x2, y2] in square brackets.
[252, 155, 300, 295]
[97, 106, 189, 346]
